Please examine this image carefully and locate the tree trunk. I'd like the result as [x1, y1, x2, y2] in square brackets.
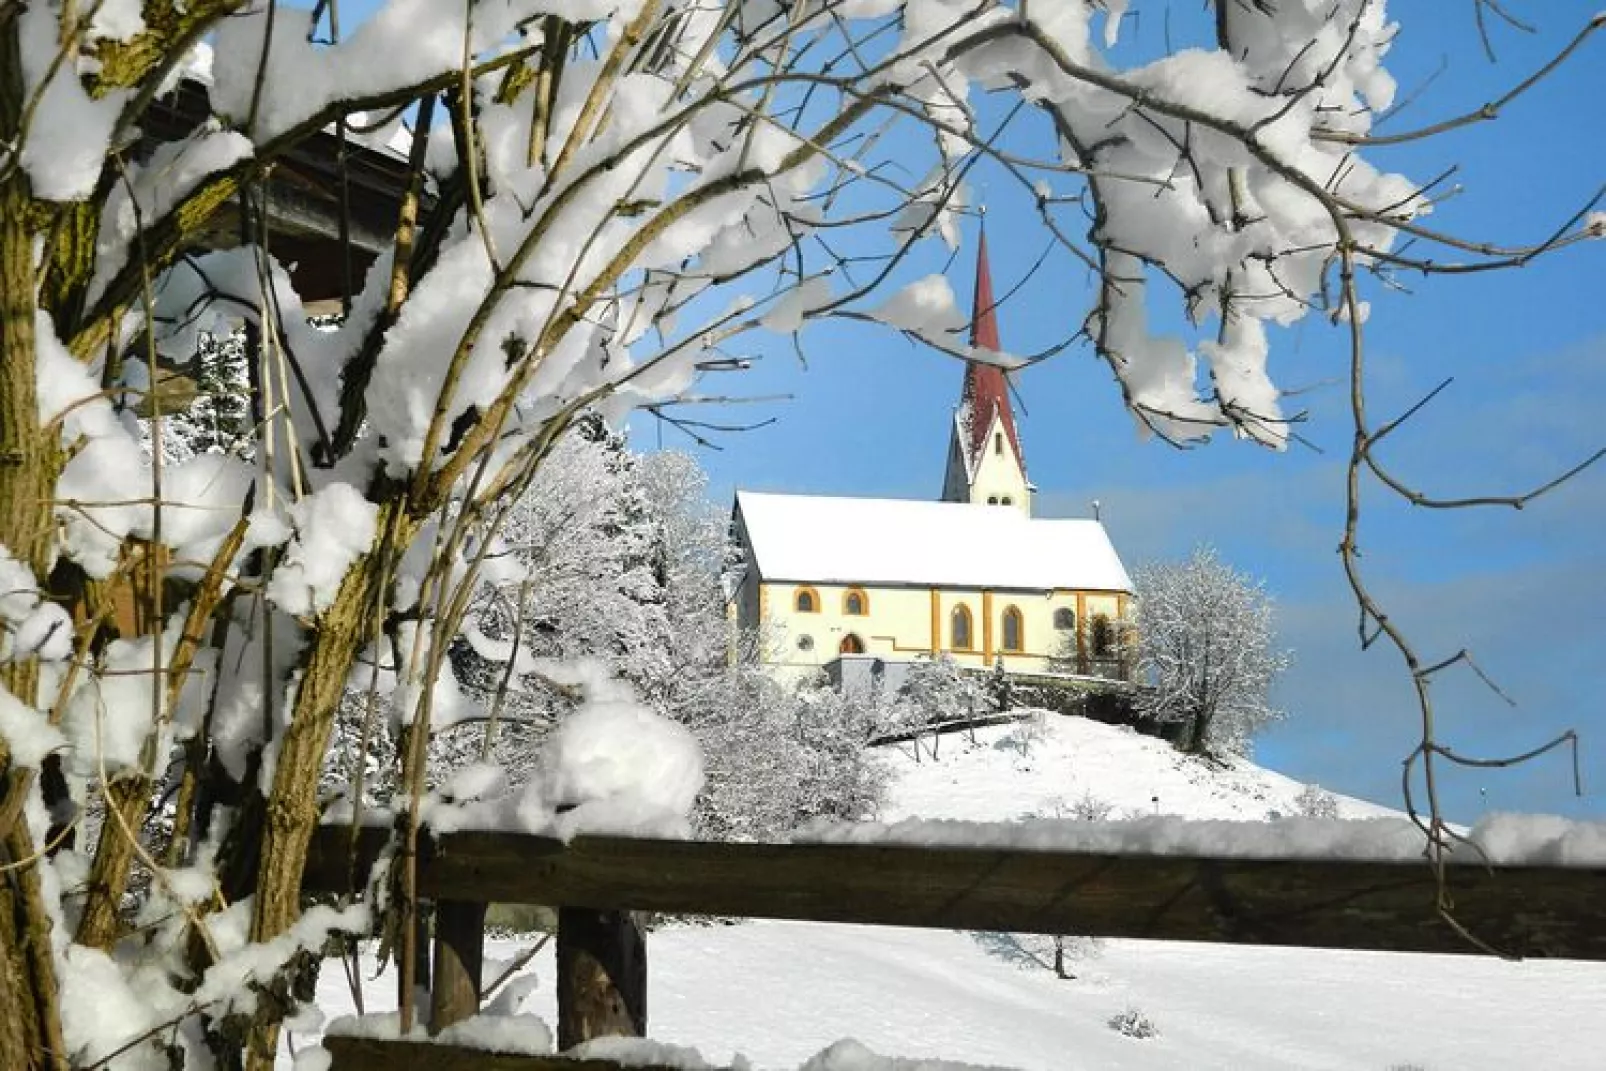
[235, 505, 415, 1071]
[0, 15, 69, 1067]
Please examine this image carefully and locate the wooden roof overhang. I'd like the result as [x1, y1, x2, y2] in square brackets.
[139, 79, 434, 310]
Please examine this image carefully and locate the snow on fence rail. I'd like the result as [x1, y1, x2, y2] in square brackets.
[302, 822, 1606, 1070]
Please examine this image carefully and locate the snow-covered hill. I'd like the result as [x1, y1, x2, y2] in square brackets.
[291, 714, 1606, 1071]
[882, 711, 1397, 825]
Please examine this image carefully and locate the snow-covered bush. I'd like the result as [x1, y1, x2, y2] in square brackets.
[1107, 1008, 1160, 1040]
[1066, 792, 1117, 823]
[0, 1, 1594, 1064]
[1295, 783, 1341, 820]
[995, 709, 1048, 759]
[1130, 548, 1292, 755]
[883, 655, 989, 760]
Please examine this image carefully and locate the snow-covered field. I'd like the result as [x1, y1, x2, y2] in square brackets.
[291, 715, 1606, 1070]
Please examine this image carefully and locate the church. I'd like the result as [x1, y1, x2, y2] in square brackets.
[729, 234, 1135, 687]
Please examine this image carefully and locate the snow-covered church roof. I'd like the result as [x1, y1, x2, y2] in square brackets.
[734, 491, 1133, 593]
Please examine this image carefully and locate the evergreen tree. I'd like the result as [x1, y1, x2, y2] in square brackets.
[177, 330, 253, 457]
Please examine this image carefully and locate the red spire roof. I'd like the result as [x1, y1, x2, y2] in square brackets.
[959, 228, 1025, 473]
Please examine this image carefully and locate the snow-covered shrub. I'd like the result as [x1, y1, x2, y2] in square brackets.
[1107, 1008, 1160, 1040]
[995, 710, 1048, 758]
[885, 655, 990, 760]
[897, 655, 986, 727]
[1066, 792, 1118, 822]
[1131, 548, 1292, 755]
[1295, 784, 1341, 819]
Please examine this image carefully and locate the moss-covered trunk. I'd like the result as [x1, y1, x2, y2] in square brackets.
[0, 15, 70, 1068]
[229, 503, 414, 1071]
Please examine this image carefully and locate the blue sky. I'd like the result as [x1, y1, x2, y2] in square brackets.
[637, 3, 1606, 820]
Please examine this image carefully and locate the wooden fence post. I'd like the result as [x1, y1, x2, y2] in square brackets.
[430, 900, 486, 1033]
[556, 908, 646, 1050]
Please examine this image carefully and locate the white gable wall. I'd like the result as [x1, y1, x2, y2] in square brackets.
[965, 412, 1031, 516]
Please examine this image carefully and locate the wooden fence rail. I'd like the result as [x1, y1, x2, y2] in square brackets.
[321, 1036, 733, 1071]
[302, 825, 1606, 1070]
[304, 824, 1606, 959]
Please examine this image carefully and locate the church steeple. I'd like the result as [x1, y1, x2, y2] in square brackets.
[941, 225, 1032, 516]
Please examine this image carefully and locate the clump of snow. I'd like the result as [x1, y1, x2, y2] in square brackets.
[35, 311, 152, 577]
[870, 275, 966, 340]
[58, 944, 167, 1069]
[246, 509, 295, 550]
[87, 0, 145, 40]
[211, 1, 598, 142]
[60, 615, 199, 776]
[323, 1012, 426, 1042]
[443, 762, 509, 806]
[7, 602, 75, 664]
[763, 275, 835, 334]
[158, 40, 215, 95]
[87, 128, 255, 307]
[1101, 0, 1130, 48]
[433, 1013, 554, 1056]
[1473, 813, 1606, 867]
[15, 6, 132, 201]
[801, 1039, 1012, 1070]
[569, 1036, 721, 1069]
[136, 453, 253, 571]
[194, 903, 370, 1013]
[0, 545, 40, 624]
[0, 545, 68, 665]
[266, 485, 380, 617]
[519, 686, 705, 841]
[0, 685, 66, 769]
[291, 1048, 333, 1071]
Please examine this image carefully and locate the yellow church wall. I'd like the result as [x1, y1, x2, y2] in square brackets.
[759, 581, 935, 676]
[757, 580, 1131, 681]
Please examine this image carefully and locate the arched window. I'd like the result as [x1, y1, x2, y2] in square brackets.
[1091, 614, 1114, 657]
[994, 432, 1004, 455]
[839, 633, 865, 655]
[987, 496, 999, 505]
[794, 587, 819, 613]
[1001, 606, 1024, 652]
[843, 588, 869, 616]
[1053, 608, 1077, 632]
[950, 605, 973, 650]
[1001, 496, 1013, 506]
